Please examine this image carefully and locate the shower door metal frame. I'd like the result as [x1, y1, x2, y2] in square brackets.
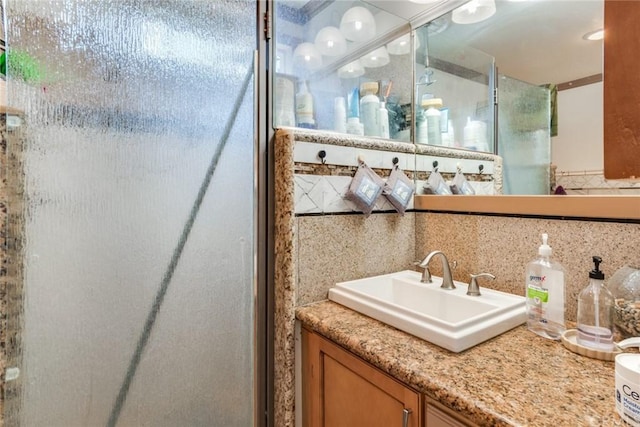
[256, 1, 272, 426]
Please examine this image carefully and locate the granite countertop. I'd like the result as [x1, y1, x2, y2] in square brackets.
[296, 301, 625, 427]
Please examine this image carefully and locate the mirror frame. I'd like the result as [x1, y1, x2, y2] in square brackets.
[414, 195, 639, 220]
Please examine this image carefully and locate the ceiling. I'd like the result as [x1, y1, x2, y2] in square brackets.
[280, 0, 604, 86]
[414, 0, 604, 85]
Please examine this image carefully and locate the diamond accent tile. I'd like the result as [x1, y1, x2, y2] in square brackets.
[294, 175, 322, 214]
[324, 176, 353, 213]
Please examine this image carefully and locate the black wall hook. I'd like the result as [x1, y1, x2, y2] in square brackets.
[432, 160, 438, 172]
[478, 164, 484, 174]
[318, 150, 327, 164]
[392, 157, 399, 166]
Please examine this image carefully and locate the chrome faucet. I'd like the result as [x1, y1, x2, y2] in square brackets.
[417, 250, 456, 290]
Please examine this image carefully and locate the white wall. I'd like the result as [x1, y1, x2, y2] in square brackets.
[551, 82, 603, 172]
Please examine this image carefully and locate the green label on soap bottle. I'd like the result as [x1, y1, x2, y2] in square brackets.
[527, 285, 549, 303]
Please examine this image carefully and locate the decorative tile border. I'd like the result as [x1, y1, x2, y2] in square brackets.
[294, 175, 398, 214]
[292, 135, 501, 214]
[557, 171, 640, 195]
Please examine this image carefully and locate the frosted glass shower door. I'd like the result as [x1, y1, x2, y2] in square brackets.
[497, 75, 551, 194]
[5, 1, 257, 426]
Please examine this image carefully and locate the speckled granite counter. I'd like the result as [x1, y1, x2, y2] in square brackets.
[296, 301, 625, 427]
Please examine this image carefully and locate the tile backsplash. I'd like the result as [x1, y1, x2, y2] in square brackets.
[296, 213, 415, 306]
[415, 212, 640, 323]
[294, 211, 640, 323]
[283, 131, 640, 323]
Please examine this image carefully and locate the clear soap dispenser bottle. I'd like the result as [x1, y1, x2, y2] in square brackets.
[295, 80, 315, 128]
[577, 256, 615, 351]
[525, 233, 566, 340]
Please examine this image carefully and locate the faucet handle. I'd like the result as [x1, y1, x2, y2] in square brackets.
[414, 260, 432, 283]
[467, 273, 495, 296]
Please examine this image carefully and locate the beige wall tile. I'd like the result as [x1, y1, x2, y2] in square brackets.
[416, 212, 640, 322]
[296, 213, 415, 306]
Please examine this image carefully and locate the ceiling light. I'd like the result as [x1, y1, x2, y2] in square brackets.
[337, 60, 365, 79]
[293, 43, 323, 71]
[583, 29, 604, 41]
[340, 6, 376, 42]
[314, 26, 347, 56]
[426, 17, 450, 36]
[360, 47, 390, 68]
[386, 33, 421, 55]
[452, 0, 496, 25]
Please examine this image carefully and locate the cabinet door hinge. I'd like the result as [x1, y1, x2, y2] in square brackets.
[263, 11, 272, 42]
[493, 87, 499, 105]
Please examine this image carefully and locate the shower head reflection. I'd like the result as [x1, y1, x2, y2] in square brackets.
[417, 68, 436, 86]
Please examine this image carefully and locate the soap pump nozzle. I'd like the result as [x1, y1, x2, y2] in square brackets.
[590, 256, 604, 280]
[538, 233, 552, 257]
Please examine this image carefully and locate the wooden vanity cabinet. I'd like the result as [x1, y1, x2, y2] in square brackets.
[301, 328, 422, 427]
[302, 328, 477, 427]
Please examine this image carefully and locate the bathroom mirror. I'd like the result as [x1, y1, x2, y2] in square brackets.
[410, 0, 607, 195]
[415, 0, 640, 217]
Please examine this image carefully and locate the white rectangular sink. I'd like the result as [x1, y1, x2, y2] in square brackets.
[328, 270, 526, 353]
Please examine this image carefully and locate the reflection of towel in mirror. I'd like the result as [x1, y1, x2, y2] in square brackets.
[543, 83, 558, 137]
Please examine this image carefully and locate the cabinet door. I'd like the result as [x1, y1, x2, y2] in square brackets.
[425, 399, 475, 427]
[302, 328, 422, 427]
[603, 0, 640, 179]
